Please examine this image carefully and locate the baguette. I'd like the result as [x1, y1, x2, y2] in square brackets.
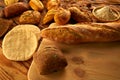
[40, 23, 120, 44]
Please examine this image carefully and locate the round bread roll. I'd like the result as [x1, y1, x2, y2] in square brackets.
[12, 24, 41, 40]
[2, 25, 38, 61]
[19, 10, 41, 25]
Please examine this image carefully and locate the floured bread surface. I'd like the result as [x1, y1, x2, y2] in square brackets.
[12, 24, 41, 40]
[2, 27, 38, 61]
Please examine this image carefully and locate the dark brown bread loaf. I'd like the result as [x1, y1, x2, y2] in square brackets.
[40, 23, 120, 44]
[4, 2, 29, 18]
[33, 45, 67, 75]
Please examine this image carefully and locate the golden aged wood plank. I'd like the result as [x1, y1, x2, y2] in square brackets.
[28, 39, 120, 80]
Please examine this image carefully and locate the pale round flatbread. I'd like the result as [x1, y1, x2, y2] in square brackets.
[12, 24, 41, 40]
[2, 27, 38, 61]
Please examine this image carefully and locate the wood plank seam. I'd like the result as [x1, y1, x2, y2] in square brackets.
[0, 66, 13, 80]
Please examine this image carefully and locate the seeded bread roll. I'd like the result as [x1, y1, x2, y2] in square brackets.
[19, 10, 41, 25]
[4, 2, 29, 18]
[40, 23, 120, 44]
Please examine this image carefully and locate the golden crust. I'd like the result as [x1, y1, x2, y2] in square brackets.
[44, 0, 93, 24]
[29, 0, 44, 11]
[54, 8, 71, 25]
[4, 0, 19, 6]
[43, 8, 57, 24]
[69, 7, 91, 22]
[46, 0, 58, 10]
[19, 10, 41, 25]
[40, 23, 120, 44]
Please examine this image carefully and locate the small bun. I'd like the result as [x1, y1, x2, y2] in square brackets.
[29, 0, 44, 11]
[54, 8, 71, 25]
[19, 10, 41, 25]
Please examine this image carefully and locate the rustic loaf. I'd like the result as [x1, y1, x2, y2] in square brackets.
[40, 23, 120, 44]
[33, 45, 67, 75]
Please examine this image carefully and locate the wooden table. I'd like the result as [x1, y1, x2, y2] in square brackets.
[28, 39, 120, 80]
[1, 0, 120, 79]
[0, 39, 32, 80]
[1, 37, 120, 80]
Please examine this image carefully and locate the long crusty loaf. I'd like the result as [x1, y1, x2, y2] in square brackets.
[40, 23, 120, 44]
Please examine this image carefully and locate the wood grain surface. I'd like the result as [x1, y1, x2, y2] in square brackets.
[1, 0, 120, 80]
[0, 39, 32, 80]
[28, 39, 120, 80]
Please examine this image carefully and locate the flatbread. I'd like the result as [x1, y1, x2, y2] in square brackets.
[2, 26, 38, 61]
[12, 24, 41, 40]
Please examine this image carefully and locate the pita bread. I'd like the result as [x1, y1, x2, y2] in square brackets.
[2, 26, 38, 61]
[12, 24, 41, 40]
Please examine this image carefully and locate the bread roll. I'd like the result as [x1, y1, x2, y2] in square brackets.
[29, 0, 44, 11]
[46, 0, 58, 10]
[40, 23, 120, 44]
[43, 8, 57, 24]
[4, 2, 29, 18]
[69, 7, 91, 22]
[19, 10, 41, 25]
[33, 45, 67, 75]
[54, 8, 71, 25]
